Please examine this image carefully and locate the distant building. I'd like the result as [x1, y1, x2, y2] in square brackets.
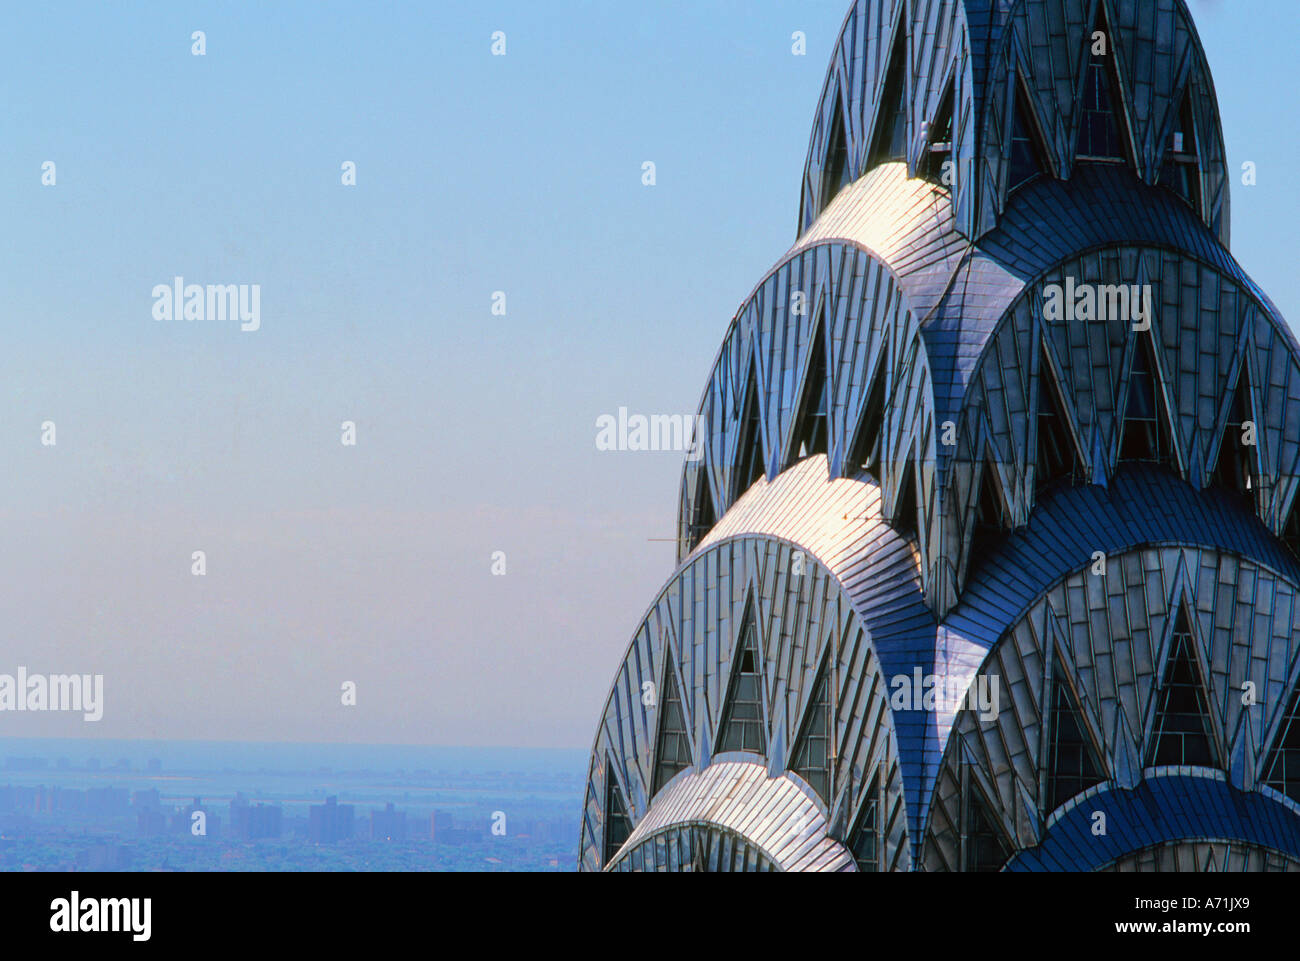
[429, 810, 477, 846]
[243, 805, 281, 840]
[430, 810, 453, 842]
[309, 796, 354, 843]
[137, 809, 167, 836]
[55, 788, 85, 815]
[3, 787, 36, 814]
[84, 787, 130, 817]
[370, 802, 406, 841]
[229, 794, 282, 840]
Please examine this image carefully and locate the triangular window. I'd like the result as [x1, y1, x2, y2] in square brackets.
[732, 362, 765, 500]
[921, 81, 954, 184]
[1209, 367, 1257, 509]
[821, 103, 852, 211]
[892, 457, 919, 538]
[1046, 668, 1105, 810]
[869, 26, 909, 166]
[1264, 684, 1300, 803]
[848, 361, 888, 479]
[1076, 16, 1131, 163]
[1036, 348, 1083, 494]
[790, 660, 832, 802]
[848, 775, 880, 872]
[968, 461, 1012, 575]
[1118, 332, 1175, 468]
[717, 605, 766, 755]
[603, 764, 632, 864]
[689, 831, 709, 872]
[788, 317, 830, 467]
[963, 786, 1011, 872]
[685, 475, 716, 550]
[1148, 610, 1219, 768]
[1159, 92, 1201, 212]
[1009, 81, 1047, 191]
[652, 652, 693, 795]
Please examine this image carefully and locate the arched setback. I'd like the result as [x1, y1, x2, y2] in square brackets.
[605, 761, 856, 872]
[609, 824, 782, 872]
[579, 515, 910, 872]
[922, 542, 1300, 871]
[799, 0, 1231, 244]
[674, 238, 939, 604]
[942, 243, 1300, 612]
[799, 0, 978, 234]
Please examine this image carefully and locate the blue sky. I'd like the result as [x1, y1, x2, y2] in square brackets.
[0, 0, 1295, 749]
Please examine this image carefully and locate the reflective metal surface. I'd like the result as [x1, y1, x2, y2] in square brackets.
[582, 0, 1300, 872]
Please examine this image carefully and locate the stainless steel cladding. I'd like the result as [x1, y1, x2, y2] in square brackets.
[582, 0, 1300, 873]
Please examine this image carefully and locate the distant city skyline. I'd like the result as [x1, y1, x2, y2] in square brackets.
[0, 736, 580, 871]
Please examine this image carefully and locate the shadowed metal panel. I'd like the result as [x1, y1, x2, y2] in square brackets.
[1006, 774, 1300, 870]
